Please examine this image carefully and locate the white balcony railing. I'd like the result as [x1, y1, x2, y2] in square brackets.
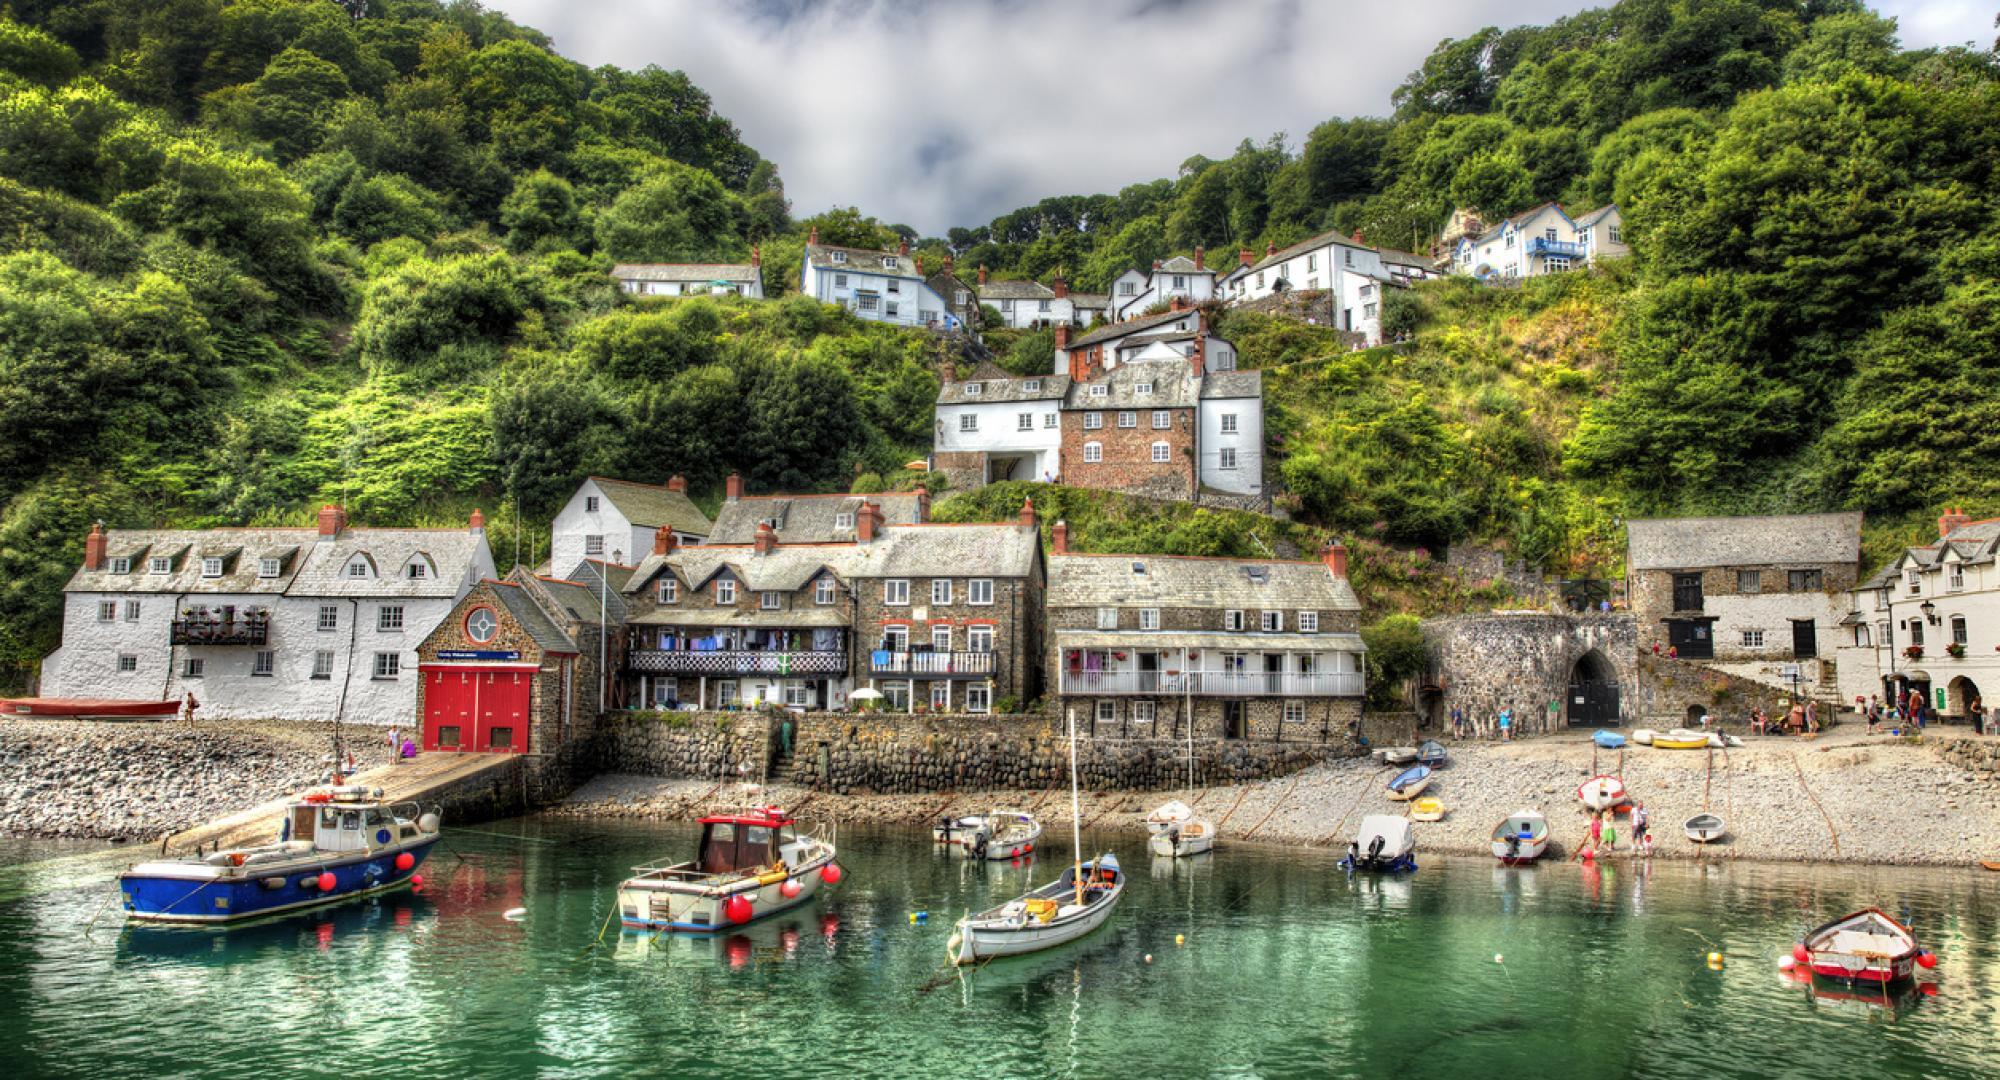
[1059, 670, 1363, 697]
[628, 650, 847, 676]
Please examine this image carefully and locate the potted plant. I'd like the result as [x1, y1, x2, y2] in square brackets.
[1904, 644, 1925, 661]
[1946, 642, 1967, 659]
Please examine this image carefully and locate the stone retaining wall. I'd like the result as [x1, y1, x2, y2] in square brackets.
[1931, 735, 2000, 775]
[1422, 612, 1638, 733]
[594, 711, 775, 781]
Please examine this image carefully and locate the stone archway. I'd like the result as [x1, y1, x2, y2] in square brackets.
[1947, 675, 1982, 719]
[1685, 703, 1709, 725]
[1565, 649, 1621, 727]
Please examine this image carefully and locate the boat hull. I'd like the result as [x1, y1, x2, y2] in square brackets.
[1148, 829, 1215, 858]
[1578, 776, 1627, 811]
[119, 837, 438, 924]
[5, 697, 180, 720]
[949, 886, 1121, 965]
[619, 852, 836, 934]
[1386, 776, 1430, 802]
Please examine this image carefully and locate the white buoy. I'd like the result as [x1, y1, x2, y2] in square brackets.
[503, 907, 527, 921]
[1494, 953, 1504, 964]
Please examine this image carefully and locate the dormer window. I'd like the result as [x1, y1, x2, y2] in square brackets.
[405, 560, 429, 580]
[835, 512, 855, 530]
[110, 557, 132, 575]
[964, 383, 983, 396]
[258, 558, 281, 579]
[1135, 382, 1152, 395]
[149, 556, 171, 575]
[829, 250, 846, 263]
[815, 577, 836, 605]
[1090, 385, 1108, 398]
[346, 557, 372, 579]
[658, 577, 677, 603]
[1024, 379, 1041, 392]
[883, 256, 898, 270]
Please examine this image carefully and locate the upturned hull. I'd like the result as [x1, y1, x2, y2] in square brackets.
[120, 837, 438, 924]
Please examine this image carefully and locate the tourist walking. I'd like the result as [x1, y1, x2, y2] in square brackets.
[1969, 695, 1984, 735]
[1498, 706, 1513, 742]
[1630, 802, 1648, 849]
[1451, 706, 1464, 739]
[1600, 809, 1618, 855]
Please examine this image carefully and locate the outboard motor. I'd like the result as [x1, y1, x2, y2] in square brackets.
[969, 827, 990, 860]
[1366, 834, 1386, 867]
[1167, 825, 1182, 854]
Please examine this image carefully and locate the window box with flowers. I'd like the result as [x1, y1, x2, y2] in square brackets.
[1946, 642, 1966, 659]
[1903, 645, 1925, 661]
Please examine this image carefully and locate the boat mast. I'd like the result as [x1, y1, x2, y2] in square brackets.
[1068, 707, 1084, 906]
[1185, 668, 1195, 799]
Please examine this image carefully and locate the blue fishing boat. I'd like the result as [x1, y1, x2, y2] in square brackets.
[1386, 765, 1432, 801]
[1416, 740, 1448, 768]
[119, 786, 441, 924]
[1592, 729, 1627, 750]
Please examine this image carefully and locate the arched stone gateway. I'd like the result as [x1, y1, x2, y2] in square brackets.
[1948, 675, 1982, 719]
[1685, 703, 1710, 725]
[1566, 649, 1621, 727]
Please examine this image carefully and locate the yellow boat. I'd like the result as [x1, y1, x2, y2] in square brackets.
[1409, 797, 1445, 822]
[1653, 729, 1710, 750]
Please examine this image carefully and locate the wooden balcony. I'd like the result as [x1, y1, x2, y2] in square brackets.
[627, 649, 847, 676]
[170, 617, 269, 647]
[1059, 670, 1363, 697]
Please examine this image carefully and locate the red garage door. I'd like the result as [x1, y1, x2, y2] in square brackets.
[421, 665, 536, 754]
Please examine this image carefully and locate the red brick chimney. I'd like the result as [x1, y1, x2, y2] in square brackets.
[317, 504, 347, 538]
[754, 521, 778, 555]
[1266, 240, 1277, 257]
[653, 526, 677, 557]
[1351, 231, 1365, 245]
[898, 238, 909, 256]
[751, 245, 761, 268]
[977, 264, 988, 286]
[667, 475, 686, 493]
[808, 226, 819, 246]
[914, 254, 924, 275]
[84, 521, 106, 571]
[725, 472, 742, 502]
[1190, 334, 1206, 377]
[1193, 246, 1205, 270]
[1052, 519, 1069, 555]
[1323, 541, 1349, 579]
[943, 252, 955, 273]
[857, 500, 881, 543]
[1053, 273, 1068, 299]
[468, 507, 485, 533]
[941, 360, 956, 383]
[1019, 495, 1038, 528]
[1939, 506, 1972, 538]
[1054, 324, 1069, 350]
[1152, 260, 1163, 271]
[915, 485, 931, 522]
[1170, 296, 1189, 312]
[1239, 248, 1254, 268]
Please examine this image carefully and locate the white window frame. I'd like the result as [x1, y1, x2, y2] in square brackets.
[815, 577, 836, 605]
[1084, 412, 1103, 430]
[959, 414, 978, 432]
[585, 495, 600, 512]
[1132, 700, 1155, 725]
[1741, 629, 1764, 648]
[1151, 442, 1170, 463]
[1219, 447, 1239, 470]
[1097, 607, 1118, 629]
[98, 601, 116, 622]
[830, 250, 847, 264]
[968, 624, 994, 652]
[1090, 385, 1108, 399]
[1018, 413, 1033, 431]
[1139, 608, 1159, 630]
[317, 604, 338, 631]
[372, 652, 400, 680]
[1262, 611, 1282, 632]
[884, 579, 910, 606]
[117, 653, 138, 673]
[378, 605, 404, 632]
[312, 650, 335, 679]
[1117, 411, 1137, 428]
[964, 684, 991, 714]
[346, 558, 370, 579]
[259, 557, 281, 579]
[659, 577, 678, 603]
[1044, 413, 1058, 429]
[1024, 379, 1042, 392]
[968, 579, 994, 606]
[181, 657, 204, 679]
[1135, 382, 1153, 395]
[149, 556, 171, 575]
[761, 591, 781, 610]
[1225, 610, 1244, 631]
[1298, 611, 1319, 633]
[930, 681, 951, 710]
[1153, 410, 1171, 429]
[1283, 701, 1306, 725]
[1095, 700, 1117, 724]
[252, 650, 275, 677]
[835, 511, 855, 530]
[932, 579, 952, 605]
[405, 560, 428, 580]
[1949, 564, 1965, 591]
[1952, 615, 1969, 646]
[715, 579, 736, 604]
[931, 624, 952, 651]
[1083, 442, 1102, 463]
[1220, 413, 1238, 433]
[584, 535, 605, 556]
[124, 600, 141, 621]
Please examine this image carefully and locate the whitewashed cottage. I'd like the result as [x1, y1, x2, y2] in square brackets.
[550, 476, 713, 574]
[1450, 203, 1628, 281]
[800, 230, 960, 329]
[1108, 250, 1218, 322]
[611, 251, 765, 299]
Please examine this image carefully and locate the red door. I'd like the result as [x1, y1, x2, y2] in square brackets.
[471, 671, 532, 754]
[423, 669, 474, 752]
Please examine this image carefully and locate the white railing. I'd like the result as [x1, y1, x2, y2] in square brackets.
[1058, 670, 1364, 697]
[628, 650, 847, 676]
[869, 651, 997, 678]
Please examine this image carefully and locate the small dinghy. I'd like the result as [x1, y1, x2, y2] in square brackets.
[1577, 775, 1628, 811]
[1683, 812, 1727, 843]
[947, 854, 1124, 965]
[3, 697, 182, 720]
[1416, 740, 1448, 768]
[1148, 817, 1215, 858]
[1653, 729, 1709, 750]
[1409, 797, 1445, 822]
[1491, 810, 1549, 864]
[1795, 908, 1933, 985]
[934, 811, 1043, 860]
[119, 785, 441, 923]
[1341, 814, 1416, 873]
[1386, 765, 1432, 801]
[1383, 746, 1419, 766]
[618, 807, 839, 932]
[1591, 729, 1626, 750]
[1630, 729, 1656, 746]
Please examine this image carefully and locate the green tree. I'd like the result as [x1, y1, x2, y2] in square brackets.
[330, 171, 443, 247]
[498, 168, 581, 253]
[1165, 163, 1230, 251]
[593, 161, 743, 262]
[0, 16, 80, 86]
[353, 252, 526, 372]
[236, 47, 351, 162]
[490, 369, 624, 514]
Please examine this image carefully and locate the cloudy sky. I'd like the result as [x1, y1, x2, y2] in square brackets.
[488, 0, 1994, 234]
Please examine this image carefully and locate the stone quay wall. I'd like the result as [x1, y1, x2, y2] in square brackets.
[1422, 612, 1638, 732]
[1931, 735, 2000, 776]
[593, 709, 1357, 794]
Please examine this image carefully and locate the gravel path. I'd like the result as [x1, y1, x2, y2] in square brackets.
[556, 729, 2000, 868]
[0, 718, 388, 840]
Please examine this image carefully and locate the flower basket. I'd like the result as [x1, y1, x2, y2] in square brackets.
[1946, 643, 1966, 659]
[1903, 645, 1925, 660]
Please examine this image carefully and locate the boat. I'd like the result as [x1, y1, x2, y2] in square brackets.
[1796, 908, 1932, 985]
[1491, 810, 1550, 864]
[1149, 817, 1215, 857]
[1981, 861, 2000, 872]
[1577, 775, 1628, 811]
[1591, 730, 1626, 749]
[1653, 729, 1710, 750]
[619, 806, 839, 933]
[933, 811, 1042, 860]
[119, 785, 440, 923]
[1409, 797, 1446, 822]
[1683, 812, 1727, 843]
[1382, 746, 1419, 766]
[1386, 765, 1432, 801]
[949, 709, 1123, 965]
[1340, 814, 1416, 873]
[1416, 740, 1448, 768]
[4, 697, 181, 720]
[1631, 729, 1656, 746]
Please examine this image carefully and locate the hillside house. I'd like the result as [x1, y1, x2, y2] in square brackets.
[550, 477, 712, 574]
[612, 252, 765, 299]
[1047, 531, 1364, 740]
[801, 230, 962, 329]
[1108, 251, 1218, 323]
[43, 508, 496, 726]
[1450, 203, 1628, 281]
[1839, 508, 2000, 724]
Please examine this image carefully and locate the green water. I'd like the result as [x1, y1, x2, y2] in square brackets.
[3, 818, 1998, 1079]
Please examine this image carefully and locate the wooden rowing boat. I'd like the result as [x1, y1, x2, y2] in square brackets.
[2, 697, 180, 720]
[1684, 812, 1726, 843]
[1577, 775, 1628, 811]
[1409, 797, 1445, 822]
[1797, 908, 1929, 985]
[1386, 765, 1431, 802]
[1981, 860, 2000, 872]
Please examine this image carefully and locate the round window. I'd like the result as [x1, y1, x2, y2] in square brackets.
[464, 606, 499, 644]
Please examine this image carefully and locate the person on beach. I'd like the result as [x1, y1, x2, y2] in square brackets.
[1451, 706, 1464, 739]
[177, 690, 199, 725]
[1498, 706, 1512, 741]
[1600, 809, 1618, 854]
[400, 737, 417, 760]
[1630, 802, 1648, 849]
[1582, 812, 1604, 859]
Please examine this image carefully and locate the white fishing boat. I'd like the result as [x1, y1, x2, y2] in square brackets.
[617, 807, 840, 933]
[1683, 812, 1727, 843]
[933, 811, 1043, 860]
[1577, 775, 1629, 811]
[1491, 810, 1549, 864]
[948, 709, 1124, 965]
[1631, 728, 1656, 746]
[1340, 814, 1416, 873]
[1145, 708, 1218, 858]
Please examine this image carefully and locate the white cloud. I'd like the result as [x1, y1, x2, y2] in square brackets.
[486, 0, 1995, 234]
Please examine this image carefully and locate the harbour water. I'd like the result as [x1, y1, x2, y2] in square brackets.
[4, 817, 1998, 1078]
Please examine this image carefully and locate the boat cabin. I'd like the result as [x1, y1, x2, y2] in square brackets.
[285, 787, 406, 852]
[696, 809, 797, 875]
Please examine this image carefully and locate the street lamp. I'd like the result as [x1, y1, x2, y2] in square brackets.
[1920, 599, 1938, 625]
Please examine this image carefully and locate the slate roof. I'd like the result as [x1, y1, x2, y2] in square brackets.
[1048, 552, 1361, 611]
[1249, 228, 1370, 276]
[590, 477, 713, 537]
[1625, 512, 1864, 571]
[806, 243, 922, 280]
[71, 525, 491, 598]
[627, 546, 852, 596]
[543, 565, 625, 623]
[1069, 293, 1110, 310]
[1468, 202, 1568, 245]
[978, 280, 1055, 301]
[623, 524, 1040, 598]
[288, 529, 493, 599]
[1068, 307, 1204, 349]
[938, 373, 1070, 405]
[611, 263, 759, 283]
[1573, 205, 1618, 228]
[1894, 520, 2000, 570]
[1066, 360, 1199, 409]
[1158, 255, 1209, 273]
[488, 580, 577, 654]
[707, 492, 928, 545]
[1201, 370, 1263, 400]
[1375, 247, 1435, 270]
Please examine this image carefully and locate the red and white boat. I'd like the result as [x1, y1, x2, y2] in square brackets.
[0, 697, 180, 720]
[617, 807, 839, 933]
[1795, 908, 1934, 985]
[1577, 775, 1629, 811]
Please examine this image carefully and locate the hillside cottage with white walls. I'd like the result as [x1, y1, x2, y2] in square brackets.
[1450, 203, 1628, 281]
[1108, 251, 1218, 322]
[612, 252, 765, 299]
[1837, 508, 2000, 724]
[41, 507, 495, 726]
[801, 230, 961, 329]
[550, 477, 712, 575]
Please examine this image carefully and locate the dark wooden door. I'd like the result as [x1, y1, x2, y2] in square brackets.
[1666, 619, 1714, 659]
[1673, 573, 1704, 612]
[1792, 620, 1817, 659]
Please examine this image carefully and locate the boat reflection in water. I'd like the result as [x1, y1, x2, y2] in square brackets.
[1782, 963, 1937, 1021]
[116, 887, 432, 961]
[1149, 850, 1215, 880]
[611, 909, 842, 967]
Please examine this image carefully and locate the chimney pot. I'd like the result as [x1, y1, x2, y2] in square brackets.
[667, 475, 686, 493]
[915, 485, 931, 523]
[653, 526, 676, 557]
[978, 264, 988, 286]
[468, 507, 485, 532]
[1054, 324, 1069, 349]
[1266, 240, 1277, 257]
[1019, 496, 1038, 528]
[84, 521, 107, 571]
[943, 252, 955, 272]
[317, 504, 347, 538]
[808, 226, 819, 246]
[1152, 260, 1163, 271]
[1193, 246, 1205, 270]
[1323, 540, 1349, 580]
[1239, 248, 1254, 268]
[1053, 274, 1068, 299]
[754, 521, 778, 555]
[857, 500, 881, 543]
[1940, 506, 1972, 539]
[898, 238, 909, 256]
[1052, 519, 1069, 555]
[725, 472, 743, 502]
[751, 245, 761, 267]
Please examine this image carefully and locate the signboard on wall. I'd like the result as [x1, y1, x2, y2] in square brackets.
[437, 650, 522, 661]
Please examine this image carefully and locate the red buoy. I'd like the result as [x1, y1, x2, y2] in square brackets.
[1918, 950, 1938, 969]
[724, 895, 754, 924]
[820, 863, 843, 885]
[395, 852, 415, 872]
[317, 871, 337, 892]
[410, 873, 424, 889]
[780, 879, 802, 899]
[1792, 943, 1810, 965]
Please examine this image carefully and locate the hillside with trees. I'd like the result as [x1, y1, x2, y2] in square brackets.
[0, 0, 1996, 690]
